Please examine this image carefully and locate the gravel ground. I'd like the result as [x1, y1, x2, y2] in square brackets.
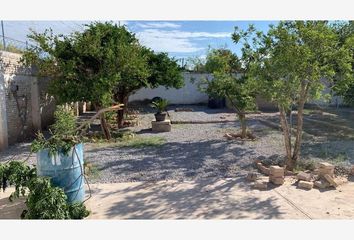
[85, 119, 286, 183]
[1, 105, 354, 184]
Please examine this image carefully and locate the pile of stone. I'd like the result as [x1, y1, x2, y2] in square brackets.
[269, 166, 285, 185]
[248, 163, 286, 190]
[297, 162, 345, 190]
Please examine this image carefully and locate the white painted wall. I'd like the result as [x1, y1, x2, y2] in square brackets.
[129, 72, 211, 104]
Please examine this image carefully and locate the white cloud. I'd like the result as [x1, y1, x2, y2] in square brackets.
[136, 22, 181, 29]
[136, 29, 231, 53]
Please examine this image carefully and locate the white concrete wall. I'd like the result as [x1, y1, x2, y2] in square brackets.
[129, 72, 211, 104]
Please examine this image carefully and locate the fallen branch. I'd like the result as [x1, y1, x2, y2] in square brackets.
[75, 104, 124, 133]
[224, 132, 256, 141]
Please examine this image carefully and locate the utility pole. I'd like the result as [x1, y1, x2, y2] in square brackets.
[1, 21, 5, 50]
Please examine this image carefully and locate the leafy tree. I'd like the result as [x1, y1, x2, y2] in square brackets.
[199, 43, 257, 138]
[114, 49, 184, 128]
[331, 21, 354, 106]
[23, 22, 184, 131]
[22, 22, 137, 138]
[255, 21, 353, 170]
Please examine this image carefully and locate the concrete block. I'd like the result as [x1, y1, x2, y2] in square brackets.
[298, 180, 314, 190]
[152, 120, 171, 132]
[269, 166, 284, 174]
[256, 162, 270, 175]
[314, 180, 330, 189]
[270, 177, 285, 185]
[269, 172, 284, 178]
[297, 171, 312, 181]
[318, 162, 334, 169]
[323, 174, 338, 187]
[269, 166, 284, 179]
[254, 180, 268, 190]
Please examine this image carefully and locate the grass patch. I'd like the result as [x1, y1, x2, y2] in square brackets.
[293, 160, 317, 172]
[116, 136, 166, 148]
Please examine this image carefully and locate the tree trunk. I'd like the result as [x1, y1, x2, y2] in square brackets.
[225, 94, 248, 139]
[117, 94, 129, 129]
[292, 98, 306, 166]
[279, 105, 293, 170]
[100, 113, 111, 140]
[239, 113, 247, 138]
[93, 104, 111, 140]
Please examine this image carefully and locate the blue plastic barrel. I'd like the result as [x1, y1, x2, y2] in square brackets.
[36, 143, 85, 203]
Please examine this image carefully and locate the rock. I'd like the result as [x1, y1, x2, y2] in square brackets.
[335, 176, 348, 185]
[285, 170, 295, 176]
[270, 177, 285, 185]
[351, 166, 354, 175]
[298, 180, 314, 190]
[254, 180, 268, 190]
[314, 180, 330, 189]
[256, 163, 270, 175]
[254, 159, 262, 164]
[152, 120, 172, 132]
[318, 162, 335, 177]
[297, 171, 312, 181]
[323, 174, 338, 187]
[269, 166, 284, 176]
[318, 162, 334, 169]
[246, 172, 259, 182]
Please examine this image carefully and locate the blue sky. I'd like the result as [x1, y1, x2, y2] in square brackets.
[1, 21, 277, 60]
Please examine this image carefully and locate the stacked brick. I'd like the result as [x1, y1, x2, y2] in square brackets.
[269, 166, 285, 185]
[318, 162, 335, 177]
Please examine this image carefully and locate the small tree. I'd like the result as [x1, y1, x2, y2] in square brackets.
[114, 49, 184, 128]
[331, 21, 354, 106]
[255, 21, 353, 170]
[199, 26, 260, 138]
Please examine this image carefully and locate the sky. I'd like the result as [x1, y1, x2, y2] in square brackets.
[1, 20, 277, 62]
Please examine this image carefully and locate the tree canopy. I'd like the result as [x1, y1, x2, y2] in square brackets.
[253, 21, 353, 169]
[22, 21, 184, 129]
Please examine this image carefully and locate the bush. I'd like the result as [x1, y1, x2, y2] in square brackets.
[0, 161, 89, 219]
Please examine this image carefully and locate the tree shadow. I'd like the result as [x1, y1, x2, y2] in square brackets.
[0, 196, 26, 219]
[89, 178, 290, 219]
[86, 139, 258, 182]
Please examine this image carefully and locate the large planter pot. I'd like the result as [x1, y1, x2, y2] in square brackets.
[154, 112, 167, 121]
[36, 143, 85, 203]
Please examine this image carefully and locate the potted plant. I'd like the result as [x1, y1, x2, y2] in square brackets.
[150, 98, 169, 121]
[31, 105, 85, 203]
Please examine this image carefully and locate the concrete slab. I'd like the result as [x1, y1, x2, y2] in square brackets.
[2, 177, 354, 219]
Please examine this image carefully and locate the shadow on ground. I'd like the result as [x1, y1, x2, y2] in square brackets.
[86, 139, 258, 182]
[88, 178, 291, 219]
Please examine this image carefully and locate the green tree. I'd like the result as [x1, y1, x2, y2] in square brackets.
[255, 21, 353, 170]
[114, 48, 184, 128]
[22, 22, 140, 138]
[23, 22, 184, 131]
[331, 21, 354, 106]
[199, 43, 257, 138]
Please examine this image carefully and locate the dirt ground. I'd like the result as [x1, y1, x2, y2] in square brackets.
[2, 176, 354, 219]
